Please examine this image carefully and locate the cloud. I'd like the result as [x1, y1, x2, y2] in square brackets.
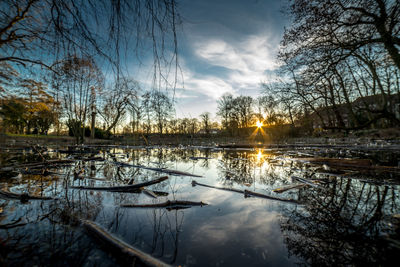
[174, 32, 280, 118]
[127, 0, 287, 118]
[195, 34, 278, 74]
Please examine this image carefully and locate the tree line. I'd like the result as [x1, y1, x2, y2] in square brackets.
[1, 0, 399, 141]
[269, 0, 400, 133]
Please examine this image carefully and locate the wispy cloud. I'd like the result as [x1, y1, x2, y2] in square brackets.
[161, 0, 286, 118]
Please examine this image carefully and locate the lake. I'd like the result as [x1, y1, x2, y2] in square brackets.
[1, 144, 399, 266]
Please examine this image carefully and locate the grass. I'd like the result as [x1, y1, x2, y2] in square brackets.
[5, 133, 71, 139]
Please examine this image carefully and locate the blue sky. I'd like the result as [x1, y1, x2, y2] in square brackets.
[133, 0, 288, 119]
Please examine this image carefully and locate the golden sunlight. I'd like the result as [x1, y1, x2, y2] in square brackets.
[256, 121, 263, 128]
[257, 149, 263, 161]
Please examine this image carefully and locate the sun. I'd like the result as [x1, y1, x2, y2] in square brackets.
[256, 121, 263, 128]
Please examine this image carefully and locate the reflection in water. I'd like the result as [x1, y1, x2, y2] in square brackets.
[281, 179, 399, 266]
[0, 146, 399, 266]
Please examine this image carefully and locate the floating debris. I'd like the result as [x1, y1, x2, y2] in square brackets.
[70, 176, 169, 192]
[121, 200, 208, 210]
[273, 184, 308, 193]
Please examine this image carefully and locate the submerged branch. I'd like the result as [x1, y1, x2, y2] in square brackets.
[244, 189, 299, 204]
[192, 180, 243, 193]
[82, 220, 171, 267]
[120, 200, 208, 210]
[192, 180, 298, 204]
[70, 176, 168, 192]
[273, 183, 309, 193]
[114, 162, 202, 177]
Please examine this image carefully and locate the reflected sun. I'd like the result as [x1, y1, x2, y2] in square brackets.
[257, 150, 263, 161]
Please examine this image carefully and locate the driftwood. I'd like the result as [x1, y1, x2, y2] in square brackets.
[189, 156, 212, 160]
[192, 181, 298, 204]
[82, 220, 171, 267]
[70, 176, 168, 192]
[142, 189, 158, 198]
[121, 200, 208, 209]
[151, 191, 169, 197]
[292, 176, 320, 188]
[244, 189, 299, 204]
[0, 189, 57, 201]
[273, 184, 308, 193]
[114, 162, 202, 177]
[192, 180, 243, 194]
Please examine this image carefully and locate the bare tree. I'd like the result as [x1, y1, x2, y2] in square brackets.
[98, 78, 138, 136]
[150, 91, 174, 134]
[58, 56, 103, 143]
[200, 112, 211, 134]
[1, 0, 180, 93]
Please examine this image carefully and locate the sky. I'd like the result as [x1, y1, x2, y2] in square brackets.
[171, 0, 288, 119]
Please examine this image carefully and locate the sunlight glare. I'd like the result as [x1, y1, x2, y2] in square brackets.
[257, 150, 263, 161]
[256, 121, 263, 128]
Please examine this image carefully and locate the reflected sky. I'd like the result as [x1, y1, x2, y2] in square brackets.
[1, 146, 399, 266]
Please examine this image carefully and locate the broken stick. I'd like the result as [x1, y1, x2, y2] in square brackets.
[113, 162, 203, 177]
[121, 200, 208, 209]
[70, 176, 168, 192]
[273, 184, 308, 193]
[82, 220, 171, 267]
[192, 181, 298, 204]
[244, 189, 299, 204]
[292, 176, 320, 188]
[191, 180, 243, 194]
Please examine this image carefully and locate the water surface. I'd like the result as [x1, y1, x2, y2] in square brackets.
[1, 145, 399, 266]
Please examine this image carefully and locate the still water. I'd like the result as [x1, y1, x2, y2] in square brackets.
[1, 145, 399, 266]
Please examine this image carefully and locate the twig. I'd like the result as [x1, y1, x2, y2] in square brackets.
[0, 218, 27, 229]
[142, 189, 158, 198]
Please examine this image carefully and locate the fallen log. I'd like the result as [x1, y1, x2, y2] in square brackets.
[70, 176, 168, 192]
[0, 189, 57, 201]
[82, 220, 171, 267]
[191, 180, 244, 194]
[244, 189, 299, 204]
[273, 183, 308, 193]
[121, 200, 208, 209]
